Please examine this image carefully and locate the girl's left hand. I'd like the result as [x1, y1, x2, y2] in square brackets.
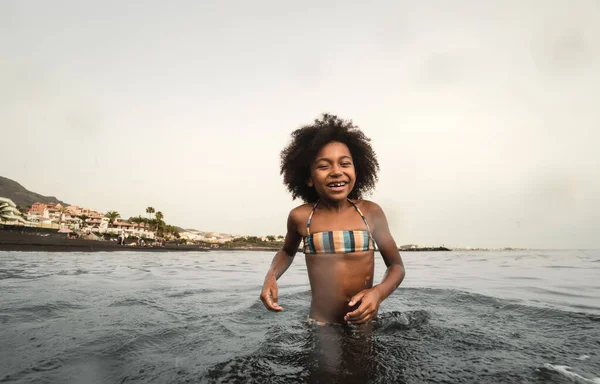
[344, 286, 383, 325]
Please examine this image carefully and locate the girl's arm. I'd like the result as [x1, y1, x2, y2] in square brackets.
[345, 202, 405, 324]
[369, 203, 405, 300]
[260, 210, 303, 312]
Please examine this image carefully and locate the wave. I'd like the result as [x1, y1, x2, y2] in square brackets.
[15, 301, 85, 314]
[0, 357, 64, 383]
[3, 268, 598, 384]
[538, 364, 600, 383]
[0, 269, 52, 280]
[164, 288, 217, 298]
[3, 301, 86, 324]
[57, 269, 89, 275]
[197, 287, 600, 383]
[0, 268, 91, 280]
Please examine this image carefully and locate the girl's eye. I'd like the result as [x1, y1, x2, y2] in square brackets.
[341, 163, 352, 167]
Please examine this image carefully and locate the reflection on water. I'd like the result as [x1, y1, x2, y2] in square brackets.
[0, 250, 599, 383]
[203, 312, 408, 384]
[306, 322, 375, 383]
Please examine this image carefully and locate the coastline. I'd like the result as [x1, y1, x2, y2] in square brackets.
[0, 230, 209, 253]
[0, 229, 454, 253]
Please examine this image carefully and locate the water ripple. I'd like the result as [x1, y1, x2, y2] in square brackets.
[0, 249, 598, 383]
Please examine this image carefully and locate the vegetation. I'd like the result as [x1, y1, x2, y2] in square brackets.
[124, 209, 180, 240]
[78, 214, 90, 226]
[129, 215, 145, 226]
[57, 206, 68, 224]
[221, 236, 284, 249]
[67, 206, 183, 241]
[146, 207, 155, 221]
[105, 210, 120, 226]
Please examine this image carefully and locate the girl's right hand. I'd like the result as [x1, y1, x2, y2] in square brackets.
[260, 276, 283, 312]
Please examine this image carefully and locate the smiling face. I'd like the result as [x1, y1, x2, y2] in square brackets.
[307, 141, 356, 203]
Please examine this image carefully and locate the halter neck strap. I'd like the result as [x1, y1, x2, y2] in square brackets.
[306, 199, 373, 241]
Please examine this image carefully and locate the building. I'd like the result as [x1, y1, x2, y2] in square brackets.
[29, 202, 46, 214]
[66, 205, 82, 216]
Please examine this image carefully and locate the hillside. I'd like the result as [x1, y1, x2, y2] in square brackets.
[0, 176, 68, 209]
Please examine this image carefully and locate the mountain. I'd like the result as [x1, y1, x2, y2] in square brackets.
[0, 176, 68, 209]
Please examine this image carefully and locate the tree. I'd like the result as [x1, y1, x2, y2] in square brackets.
[146, 207, 155, 221]
[106, 211, 120, 226]
[155, 211, 167, 236]
[164, 224, 180, 239]
[129, 215, 144, 225]
[78, 214, 90, 229]
[56, 206, 68, 224]
[148, 218, 158, 232]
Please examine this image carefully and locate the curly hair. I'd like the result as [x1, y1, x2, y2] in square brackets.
[280, 113, 380, 203]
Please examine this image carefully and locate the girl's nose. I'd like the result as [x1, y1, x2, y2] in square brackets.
[330, 165, 343, 175]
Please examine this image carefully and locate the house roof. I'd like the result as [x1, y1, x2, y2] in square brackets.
[114, 222, 134, 227]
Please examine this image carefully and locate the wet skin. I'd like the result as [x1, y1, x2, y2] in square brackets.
[301, 201, 376, 324]
[306, 250, 375, 323]
[260, 142, 405, 325]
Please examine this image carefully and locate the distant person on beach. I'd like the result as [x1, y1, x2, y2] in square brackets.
[260, 114, 406, 326]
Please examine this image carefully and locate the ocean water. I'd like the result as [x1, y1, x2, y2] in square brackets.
[0, 250, 599, 384]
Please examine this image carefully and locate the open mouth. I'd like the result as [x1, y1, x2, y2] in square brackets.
[326, 181, 348, 191]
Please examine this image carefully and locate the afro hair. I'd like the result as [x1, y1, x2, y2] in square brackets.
[280, 113, 380, 203]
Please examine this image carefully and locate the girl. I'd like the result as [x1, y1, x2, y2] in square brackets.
[260, 114, 406, 326]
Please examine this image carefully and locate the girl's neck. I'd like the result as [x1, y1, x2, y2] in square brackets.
[317, 198, 351, 213]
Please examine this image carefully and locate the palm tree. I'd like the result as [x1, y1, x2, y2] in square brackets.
[148, 218, 158, 233]
[138, 216, 149, 230]
[105, 211, 120, 227]
[169, 225, 181, 239]
[154, 211, 165, 237]
[136, 215, 146, 230]
[78, 214, 89, 230]
[146, 207, 155, 221]
[57, 206, 68, 225]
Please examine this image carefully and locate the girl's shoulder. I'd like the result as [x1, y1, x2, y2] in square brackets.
[288, 203, 314, 221]
[350, 199, 382, 213]
[286, 203, 314, 235]
[351, 199, 387, 226]
[290, 202, 314, 212]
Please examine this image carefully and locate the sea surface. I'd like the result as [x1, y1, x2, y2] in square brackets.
[0, 250, 599, 384]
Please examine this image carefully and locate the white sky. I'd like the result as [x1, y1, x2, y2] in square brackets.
[1, 0, 599, 249]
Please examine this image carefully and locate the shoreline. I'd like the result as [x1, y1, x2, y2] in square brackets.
[1, 229, 457, 253]
[0, 230, 285, 253]
[0, 243, 211, 253]
[0, 230, 209, 253]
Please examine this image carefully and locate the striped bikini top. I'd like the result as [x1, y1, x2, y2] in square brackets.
[303, 199, 376, 254]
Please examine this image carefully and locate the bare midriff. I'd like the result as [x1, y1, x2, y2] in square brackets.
[305, 250, 375, 324]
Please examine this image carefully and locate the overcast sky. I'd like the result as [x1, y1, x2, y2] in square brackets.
[1, 0, 599, 249]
